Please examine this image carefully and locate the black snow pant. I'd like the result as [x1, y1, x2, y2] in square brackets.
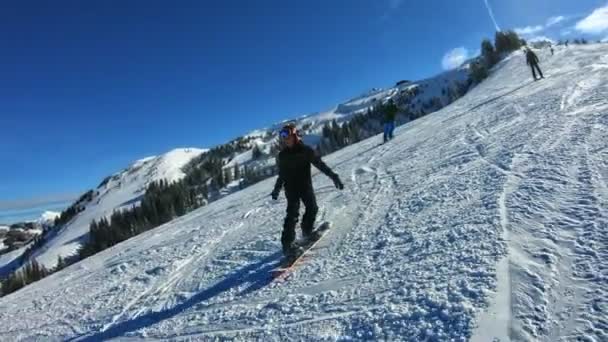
[530, 63, 544, 80]
[281, 187, 318, 250]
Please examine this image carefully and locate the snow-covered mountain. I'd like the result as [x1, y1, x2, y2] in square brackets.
[0, 148, 205, 273]
[335, 67, 469, 116]
[39, 148, 207, 268]
[1, 44, 606, 341]
[228, 66, 469, 177]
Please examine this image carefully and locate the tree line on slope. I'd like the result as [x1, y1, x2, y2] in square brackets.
[1, 259, 51, 295]
[470, 30, 524, 83]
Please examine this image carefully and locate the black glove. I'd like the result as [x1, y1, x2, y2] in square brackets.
[332, 175, 344, 190]
[271, 190, 280, 200]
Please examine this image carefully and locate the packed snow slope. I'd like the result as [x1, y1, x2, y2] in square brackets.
[1, 45, 607, 341]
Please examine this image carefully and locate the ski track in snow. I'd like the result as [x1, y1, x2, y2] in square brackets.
[1, 45, 607, 341]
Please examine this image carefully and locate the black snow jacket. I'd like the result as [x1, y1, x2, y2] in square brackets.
[384, 103, 398, 123]
[273, 142, 338, 194]
[526, 49, 539, 66]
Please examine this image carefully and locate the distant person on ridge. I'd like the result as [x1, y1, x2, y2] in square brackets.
[271, 123, 344, 257]
[525, 47, 544, 81]
[383, 99, 398, 143]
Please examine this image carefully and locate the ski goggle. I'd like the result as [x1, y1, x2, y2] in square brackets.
[279, 128, 291, 139]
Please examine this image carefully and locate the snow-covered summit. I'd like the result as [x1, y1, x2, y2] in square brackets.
[36, 211, 60, 225]
[100, 148, 206, 192]
[11, 148, 207, 270]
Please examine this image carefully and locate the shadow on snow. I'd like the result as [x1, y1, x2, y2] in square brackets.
[70, 252, 282, 341]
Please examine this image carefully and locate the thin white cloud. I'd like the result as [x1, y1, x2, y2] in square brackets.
[527, 36, 556, 44]
[442, 47, 469, 70]
[381, 0, 404, 20]
[483, 0, 501, 31]
[546, 16, 566, 27]
[576, 3, 608, 34]
[515, 25, 544, 35]
[0, 194, 78, 211]
[515, 15, 567, 38]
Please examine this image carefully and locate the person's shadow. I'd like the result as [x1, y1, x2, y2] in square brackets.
[69, 252, 282, 341]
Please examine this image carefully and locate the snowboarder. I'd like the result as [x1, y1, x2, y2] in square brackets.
[271, 123, 344, 256]
[383, 100, 398, 143]
[525, 47, 544, 81]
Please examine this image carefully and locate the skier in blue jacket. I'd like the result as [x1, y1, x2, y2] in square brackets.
[383, 100, 398, 143]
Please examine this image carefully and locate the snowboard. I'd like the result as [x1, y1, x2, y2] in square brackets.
[271, 221, 331, 280]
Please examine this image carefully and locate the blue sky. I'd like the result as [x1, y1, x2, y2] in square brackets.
[1, 0, 607, 223]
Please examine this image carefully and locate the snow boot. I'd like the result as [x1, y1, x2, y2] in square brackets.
[303, 229, 321, 242]
[283, 243, 303, 258]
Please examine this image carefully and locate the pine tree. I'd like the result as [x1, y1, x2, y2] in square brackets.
[224, 168, 232, 186]
[331, 120, 342, 148]
[215, 171, 225, 189]
[494, 30, 522, 55]
[341, 123, 351, 146]
[252, 144, 263, 159]
[234, 163, 240, 180]
[481, 39, 498, 67]
[470, 61, 489, 83]
[201, 182, 208, 200]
